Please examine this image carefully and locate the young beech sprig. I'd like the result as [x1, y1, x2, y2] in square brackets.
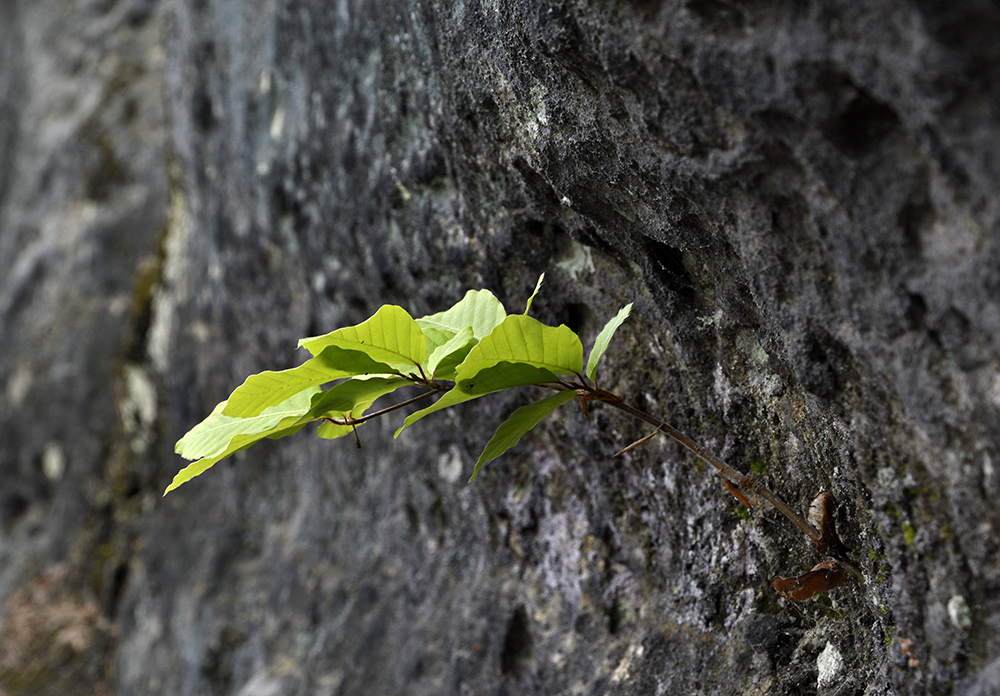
[169, 276, 861, 600]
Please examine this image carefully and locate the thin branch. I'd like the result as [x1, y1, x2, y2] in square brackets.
[325, 387, 445, 427]
[596, 397, 822, 542]
[614, 424, 662, 457]
[595, 391, 867, 580]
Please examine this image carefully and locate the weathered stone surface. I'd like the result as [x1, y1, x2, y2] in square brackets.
[2, 0, 1000, 694]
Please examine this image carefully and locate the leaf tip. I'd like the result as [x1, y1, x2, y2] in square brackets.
[523, 273, 545, 315]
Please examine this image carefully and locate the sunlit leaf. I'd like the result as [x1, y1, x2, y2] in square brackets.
[166, 422, 298, 495]
[298, 304, 427, 371]
[394, 361, 562, 437]
[469, 390, 576, 481]
[416, 288, 507, 340]
[172, 282, 644, 498]
[397, 315, 579, 438]
[308, 375, 413, 440]
[395, 315, 579, 437]
[585, 303, 632, 381]
[309, 375, 410, 417]
[454, 314, 583, 383]
[222, 347, 397, 418]
[177, 388, 320, 461]
[523, 273, 544, 315]
[425, 326, 476, 380]
[164, 453, 230, 495]
[166, 389, 320, 494]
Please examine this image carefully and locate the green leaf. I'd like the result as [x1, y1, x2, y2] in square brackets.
[585, 303, 632, 381]
[310, 375, 412, 440]
[523, 273, 544, 314]
[298, 304, 427, 371]
[395, 315, 579, 436]
[424, 326, 476, 380]
[454, 314, 583, 384]
[166, 419, 304, 495]
[166, 388, 320, 494]
[456, 362, 561, 395]
[395, 362, 562, 437]
[397, 314, 580, 437]
[416, 288, 507, 340]
[176, 388, 320, 462]
[469, 390, 577, 481]
[308, 375, 410, 418]
[222, 347, 394, 418]
[164, 453, 229, 495]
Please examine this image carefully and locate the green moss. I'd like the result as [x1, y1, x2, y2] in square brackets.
[901, 521, 917, 546]
[756, 588, 784, 616]
[609, 597, 638, 633]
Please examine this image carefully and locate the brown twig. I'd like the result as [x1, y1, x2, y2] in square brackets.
[329, 374, 861, 584]
[595, 396, 822, 541]
[323, 386, 448, 428]
[583, 387, 862, 581]
[614, 424, 662, 457]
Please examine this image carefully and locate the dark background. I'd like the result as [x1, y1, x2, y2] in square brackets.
[2, 1, 1000, 694]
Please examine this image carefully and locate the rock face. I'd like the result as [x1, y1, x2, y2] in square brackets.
[2, 0, 1000, 694]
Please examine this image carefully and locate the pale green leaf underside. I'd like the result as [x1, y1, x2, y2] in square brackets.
[586, 303, 633, 381]
[164, 453, 228, 495]
[455, 314, 582, 383]
[176, 388, 320, 461]
[470, 390, 576, 481]
[165, 419, 309, 495]
[298, 304, 427, 369]
[523, 273, 544, 315]
[424, 326, 476, 380]
[165, 391, 318, 495]
[417, 321, 458, 357]
[416, 288, 507, 340]
[316, 420, 353, 439]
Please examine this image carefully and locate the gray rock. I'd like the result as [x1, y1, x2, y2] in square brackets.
[2, 0, 1000, 694]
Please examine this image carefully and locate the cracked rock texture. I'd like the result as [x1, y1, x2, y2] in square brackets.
[2, 0, 1000, 694]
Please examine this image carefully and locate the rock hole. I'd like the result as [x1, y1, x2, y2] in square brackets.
[823, 88, 900, 157]
[645, 239, 698, 306]
[562, 302, 595, 336]
[905, 292, 927, 330]
[797, 330, 851, 400]
[609, 596, 637, 634]
[500, 606, 534, 676]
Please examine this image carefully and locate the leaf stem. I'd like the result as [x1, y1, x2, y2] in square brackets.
[325, 387, 447, 427]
